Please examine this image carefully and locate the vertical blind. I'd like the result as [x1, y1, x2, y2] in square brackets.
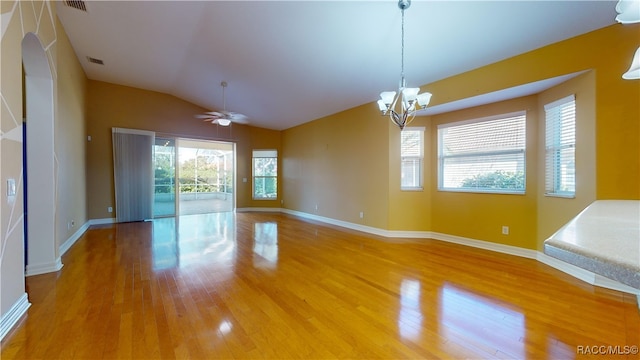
[438, 112, 526, 193]
[544, 95, 576, 197]
[112, 128, 155, 222]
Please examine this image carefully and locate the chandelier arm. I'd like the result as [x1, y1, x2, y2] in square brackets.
[390, 92, 402, 116]
[405, 111, 416, 128]
[390, 111, 402, 129]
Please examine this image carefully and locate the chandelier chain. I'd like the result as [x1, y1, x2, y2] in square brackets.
[400, 7, 405, 84]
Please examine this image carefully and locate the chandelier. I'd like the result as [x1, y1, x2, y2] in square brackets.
[377, 0, 432, 130]
[615, 0, 640, 80]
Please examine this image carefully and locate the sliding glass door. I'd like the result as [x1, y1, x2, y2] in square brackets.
[154, 137, 176, 217]
[153, 137, 235, 217]
[178, 139, 234, 215]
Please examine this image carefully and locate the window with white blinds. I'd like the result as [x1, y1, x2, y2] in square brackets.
[544, 95, 575, 197]
[438, 112, 526, 194]
[253, 149, 278, 199]
[401, 128, 424, 190]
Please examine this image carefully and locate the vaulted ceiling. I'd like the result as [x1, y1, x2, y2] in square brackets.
[56, 1, 617, 130]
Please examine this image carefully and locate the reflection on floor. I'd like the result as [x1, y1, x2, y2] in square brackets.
[2, 212, 639, 359]
[440, 283, 525, 358]
[152, 213, 237, 270]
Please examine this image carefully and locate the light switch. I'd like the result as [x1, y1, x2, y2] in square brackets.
[7, 179, 16, 196]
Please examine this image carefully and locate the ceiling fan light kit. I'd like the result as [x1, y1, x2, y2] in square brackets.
[196, 81, 248, 126]
[377, 0, 432, 131]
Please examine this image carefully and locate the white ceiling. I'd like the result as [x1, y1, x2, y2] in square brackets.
[56, 1, 617, 130]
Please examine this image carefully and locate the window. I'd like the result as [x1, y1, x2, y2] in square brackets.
[401, 128, 424, 190]
[253, 150, 278, 199]
[438, 112, 526, 194]
[544, 95, 575, 197]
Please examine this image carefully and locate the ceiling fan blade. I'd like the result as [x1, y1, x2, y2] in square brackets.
[229, 113, 249, 124]
[196, 81, 248, 125]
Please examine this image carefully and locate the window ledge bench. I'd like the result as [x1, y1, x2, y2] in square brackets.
[544, 200, 640, 291]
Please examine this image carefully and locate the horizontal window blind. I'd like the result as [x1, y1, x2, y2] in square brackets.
[544, 95, 575, 197]
[253, 149, 278, 158]
[401, 158, 421, 188]
[401, 128, 424, 189]
[253, 149, 278, 199]
[438, 112, 526, 193]
[401, 129, 423, 157]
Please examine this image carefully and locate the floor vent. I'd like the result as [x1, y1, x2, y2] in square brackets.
[86, 56, 104, 65]
[64, 0, 87, 12]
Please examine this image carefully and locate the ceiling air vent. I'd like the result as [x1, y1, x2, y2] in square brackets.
[64, 0, 87, 12]
[86, 56, 104, 65]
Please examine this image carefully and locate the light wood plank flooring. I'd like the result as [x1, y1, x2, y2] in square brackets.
[2, 212, 639, 359]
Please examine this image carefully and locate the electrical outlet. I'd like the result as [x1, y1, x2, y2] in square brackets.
[502, 226, 509, 235]
[315, 204, 318, 211]
[359, 212, 364, 219]
[108, 206, 113, 213]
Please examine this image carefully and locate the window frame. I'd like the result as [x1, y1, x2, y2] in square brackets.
[437, 111, 527, 195]
[544, 95, 576, 198]
[401, 127, 425, 191]
[252, 149, 278, 200]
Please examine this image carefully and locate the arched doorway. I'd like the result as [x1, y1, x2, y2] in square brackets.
[22, 33, 60, 275]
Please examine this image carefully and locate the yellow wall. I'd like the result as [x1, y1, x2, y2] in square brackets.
[429, 96, 539, 249]
[388, 117, 432, 231]
[56, 16, 88, 249]
[1, 0, 87, 317]
[281, 23, 639, 251]
[424, 24, 639, 199]
[282, 104, 390, 228]
[537, 71, 596, 249]
[85, 80, 282, 219]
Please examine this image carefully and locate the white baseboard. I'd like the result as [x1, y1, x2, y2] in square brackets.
[431, 232, 539, 259]
[278, 208, 639, 296]
[537, 252, 596, 284]
[89, 218, 116, 225]
[236, 207, 282, 213]
[0, 293, 30, 341]
[86, 209, 640, 297]
[594, 274, 640, 295]
[25, 257, 63, 276]
[281, 208, 394, 238]
[59, 221, 91, 256]
[386, 230, 433, 239]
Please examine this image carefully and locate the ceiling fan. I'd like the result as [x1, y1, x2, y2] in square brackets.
[196, 81, 249, 126]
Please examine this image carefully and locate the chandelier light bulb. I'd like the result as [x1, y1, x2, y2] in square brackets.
[615, 0, 640, 23]
[622, 47, 640, 80]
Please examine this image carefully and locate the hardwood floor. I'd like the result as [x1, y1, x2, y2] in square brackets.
[2, 212, 639, 359]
